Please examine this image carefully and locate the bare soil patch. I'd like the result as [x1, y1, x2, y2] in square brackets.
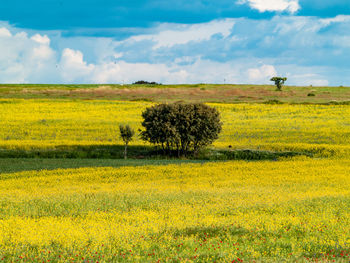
[3, 84, 350, 103]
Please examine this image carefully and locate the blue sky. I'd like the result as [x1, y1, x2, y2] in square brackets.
[0, 0, 350, 85]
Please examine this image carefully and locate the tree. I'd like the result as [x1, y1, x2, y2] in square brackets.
[140, 103, 222, 156]
[132, 80, 161, 85]
[270, 77, 287, 91]
[119, 124, 135, 159]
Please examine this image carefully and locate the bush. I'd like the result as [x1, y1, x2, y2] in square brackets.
[264, 99, 284, 104]
[132, 80, 161, 85]
[140, 103, 222, 156]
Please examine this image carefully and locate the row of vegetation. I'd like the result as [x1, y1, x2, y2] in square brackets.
[120, 102, 222, 158]
[119, 102, 308, 160]
[3, 99, 346, 160]
[133, 77, 288, 91]
[0, 101, 309, 160]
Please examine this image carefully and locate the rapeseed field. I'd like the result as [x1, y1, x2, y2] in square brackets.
[0, 99, 349, 156]
[1, 99, 350, 262]
[0, 160, 350, 262]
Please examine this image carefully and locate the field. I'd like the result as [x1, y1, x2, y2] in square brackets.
[1, 84, 350, 262]
[1, 99, 350, 156]
[1, 84, 350, 104]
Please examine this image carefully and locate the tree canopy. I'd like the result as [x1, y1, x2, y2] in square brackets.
[270, 77, 287, 91]
[140, 103, 222, 156]
[119, 124, 135, 159]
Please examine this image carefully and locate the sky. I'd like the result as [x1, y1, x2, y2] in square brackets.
[0, 0, 350, 85]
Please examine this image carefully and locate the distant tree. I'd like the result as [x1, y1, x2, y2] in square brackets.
[270, 77, 287, 91]
[119, 124, 135, 159]
[132, 80, 161, 85]
[140, 103, 222, 156]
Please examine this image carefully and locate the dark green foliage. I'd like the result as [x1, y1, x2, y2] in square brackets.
[325, 100, 350, 105]
[270, 77, 287, 91]
[0, 158, 206, 173]
[0, 146, 313, 161]
[132, 80, 161, 85]
[307, 93, 316, 97]
[140, 103, 222, 156]
[119, 125, 135, 159]
[201, 149, 312, 161]
[0, 145, 149, 159]
[264, 99, 284, 104]
[119, 125, 134, 144]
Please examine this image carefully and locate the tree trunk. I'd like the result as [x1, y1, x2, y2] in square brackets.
[176, 143, 180, 158]
[161, 143, 165, 155]
[193, 143, 199, 157]
[124, 142, 128, 159]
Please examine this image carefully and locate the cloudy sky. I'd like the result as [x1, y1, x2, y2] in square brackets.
[0, 0, 350, 85]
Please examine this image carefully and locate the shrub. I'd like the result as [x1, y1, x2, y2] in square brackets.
[119, 125, 135, 159]
[132, 80, 161, 85]
[264, 99, 284, 104]
[140, 103, 222, 156]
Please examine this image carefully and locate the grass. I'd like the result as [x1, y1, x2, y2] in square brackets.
[0, 143, 311, 161]
[1, 84, 350, 103]
[0, 158, 208, 174]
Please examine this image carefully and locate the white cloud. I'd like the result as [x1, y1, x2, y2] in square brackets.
[56, 48, 190, 84]
[0, 27, 57, 83]
[239, 0, 300, 14]
[2, 15, 350, 86]
[320, 15, 350, 26]
[129, 19, 235, 49]
[173, 59, 241, 84]
[287, 73, 329, 86]
[247, 65, 277, 83]
[32, 45, 55, 60]
[92, 61, 177, 83]
[0, 27, 11, 37]
[307, 79, 329, 86]
[31, 34, 50, 45]
[59, 48, 95, 82]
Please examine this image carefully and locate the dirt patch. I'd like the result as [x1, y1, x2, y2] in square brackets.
[71, 86, 219, 99]
[16, 86, 292, 102]
[11, 85, 350, 103]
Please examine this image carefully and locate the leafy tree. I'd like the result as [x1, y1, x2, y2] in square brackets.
[132, 80, 161, 85]
[270, 77, 287, 91]
[119, 124, 135, 159]
[140, 103, 222, 156]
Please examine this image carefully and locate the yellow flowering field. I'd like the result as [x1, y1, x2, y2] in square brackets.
[1, 98, 350, 262]
[0, 99, 350, 156]
[0, 159, 350, 262]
